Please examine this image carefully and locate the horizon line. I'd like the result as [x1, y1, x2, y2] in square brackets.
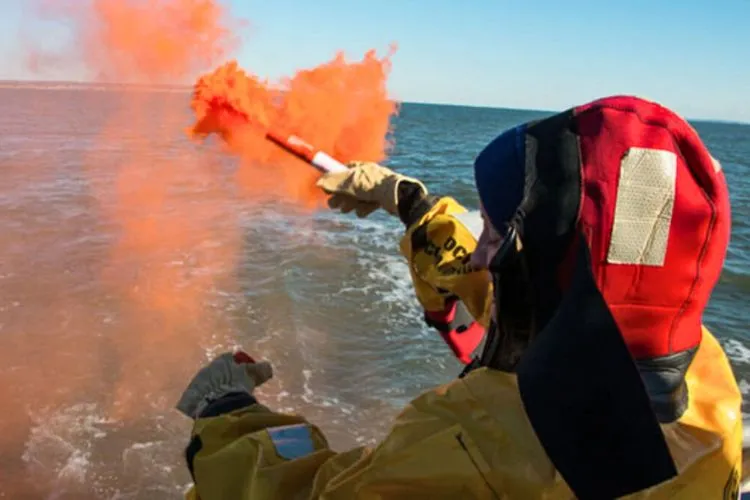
[0, 78, 746, 126]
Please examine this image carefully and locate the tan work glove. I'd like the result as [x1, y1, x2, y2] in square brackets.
[315, 161, 427, 218]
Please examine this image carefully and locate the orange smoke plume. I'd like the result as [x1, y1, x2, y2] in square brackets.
[3, 0, 399, 495]
[188, 47, 399, 207]
[2, 0, 242, 496]
[28, 0, 242, 83]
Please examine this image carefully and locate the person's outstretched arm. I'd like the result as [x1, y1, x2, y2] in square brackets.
[395, 182, 492, 363]
[317, 162, 492, 363]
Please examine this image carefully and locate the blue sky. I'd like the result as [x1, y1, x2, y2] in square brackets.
[1, 0, 748, 122]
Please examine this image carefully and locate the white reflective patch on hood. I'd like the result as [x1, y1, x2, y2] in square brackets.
[606, 147, 677, 267]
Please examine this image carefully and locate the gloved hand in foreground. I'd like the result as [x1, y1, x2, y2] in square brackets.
[316, 161, 427, 218]
[176, 351, 272, 420]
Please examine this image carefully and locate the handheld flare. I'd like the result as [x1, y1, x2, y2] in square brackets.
[264, 130, 349, 174]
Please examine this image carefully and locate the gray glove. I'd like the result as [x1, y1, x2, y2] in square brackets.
[176, 351, 273, 419]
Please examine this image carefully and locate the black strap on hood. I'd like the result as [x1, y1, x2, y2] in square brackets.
[516, 233, 677, 500]
[472, 106, 682, 497]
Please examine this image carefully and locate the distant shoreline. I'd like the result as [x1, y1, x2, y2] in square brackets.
[0, 80, 190, 93]
[0, 80, 745, 126]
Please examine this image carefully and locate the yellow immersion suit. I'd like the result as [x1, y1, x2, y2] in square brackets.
[185, 198, 743, 500]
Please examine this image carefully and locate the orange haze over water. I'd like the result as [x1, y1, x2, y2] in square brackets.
[0, 0, 398, 496]
[189, 48, 398, 206]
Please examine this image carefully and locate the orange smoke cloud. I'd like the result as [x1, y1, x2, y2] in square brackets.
[3, 0, 398, 495]
[188, 47, 399, 207]
[28, 0, 242, 83]
[60, 1, 244, 419]
[2, 0, 243, 495]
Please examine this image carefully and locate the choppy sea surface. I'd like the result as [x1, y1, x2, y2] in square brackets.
[0, 84, 748, 499]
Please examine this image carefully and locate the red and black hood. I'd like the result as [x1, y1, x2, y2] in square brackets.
[473, 95, 731, 499]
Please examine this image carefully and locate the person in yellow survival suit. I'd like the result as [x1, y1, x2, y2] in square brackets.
[176, 95, 743, 499]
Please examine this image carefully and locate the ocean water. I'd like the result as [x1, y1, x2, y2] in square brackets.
[0, 85, 748, 499]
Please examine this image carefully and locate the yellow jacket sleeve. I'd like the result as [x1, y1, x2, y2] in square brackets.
[185, 330, 741, 500]
[185, 377, 531, 500]
[186, 402, 346, 500]
[398, 197, 492, 326]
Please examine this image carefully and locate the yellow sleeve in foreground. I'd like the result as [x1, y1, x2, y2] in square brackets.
[185, 375, 519, 500]
[187, 403, 367, 500]
[185, 330, 742, 499]
[399, 197, 492, 326]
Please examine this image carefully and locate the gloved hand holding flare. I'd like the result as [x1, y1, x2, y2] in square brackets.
[315, 161, 428, 218]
